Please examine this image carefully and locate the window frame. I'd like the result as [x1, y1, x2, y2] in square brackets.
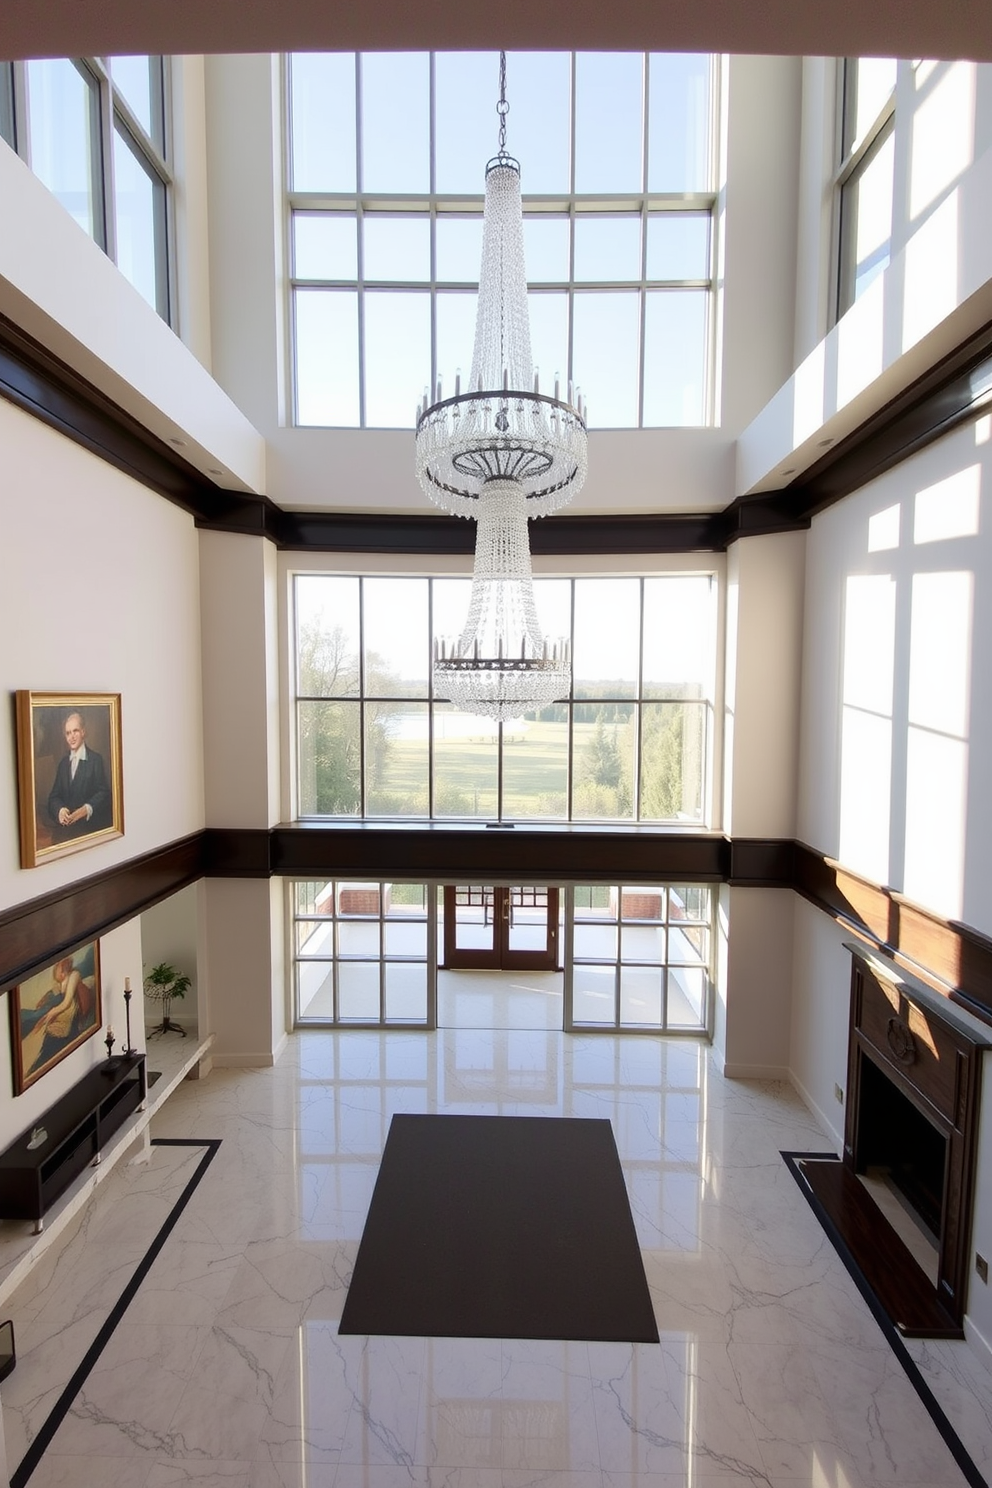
[4, 55, 175, 324]
[833, 56, 897, 324]
[285, 50, 720, 431]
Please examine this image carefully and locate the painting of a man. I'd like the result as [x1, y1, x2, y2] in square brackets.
[15, 692, 124, 868]
[47, 711, 112, 842]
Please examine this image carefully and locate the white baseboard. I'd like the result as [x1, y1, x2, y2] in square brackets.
[211, 1052, 277, 1068]
[721, 1062, 791, 1081]
[964, 1314, 992, 1374]
[790, 1070, 844, 1149]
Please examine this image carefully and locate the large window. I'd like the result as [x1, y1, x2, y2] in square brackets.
[1, 56, 172, 321]
[835, 57, 897, 319]
[288, 52, 717, 429]
[294, 572, 716, 824]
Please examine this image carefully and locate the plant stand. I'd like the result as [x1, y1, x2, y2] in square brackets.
[147, 1000, 187, 1038]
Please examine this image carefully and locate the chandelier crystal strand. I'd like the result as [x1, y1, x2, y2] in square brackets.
[416, 52, 586, 722]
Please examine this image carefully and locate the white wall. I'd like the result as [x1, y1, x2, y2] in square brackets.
[0, 399, 206, 913]
[796, 415, 992, 934]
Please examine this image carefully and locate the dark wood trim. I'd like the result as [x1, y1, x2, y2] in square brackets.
[268, 825, 730, 883]
[3, 827, 991, 1028]
[0, 833, 205, 994]
[793, 840, 992, 1025]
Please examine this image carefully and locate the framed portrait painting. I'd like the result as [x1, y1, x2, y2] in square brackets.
[15, 692, 124, 868]
[9, 941, 102, 1095]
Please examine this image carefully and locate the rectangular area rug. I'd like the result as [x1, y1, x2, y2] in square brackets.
[339, 1113, 659, 1342]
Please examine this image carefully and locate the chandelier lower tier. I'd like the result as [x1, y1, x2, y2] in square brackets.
[433, 481, 570, 723]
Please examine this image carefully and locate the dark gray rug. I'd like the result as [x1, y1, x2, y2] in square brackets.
[339, 1113, 659, 1342]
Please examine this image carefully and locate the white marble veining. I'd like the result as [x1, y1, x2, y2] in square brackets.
[1, 1023, 990, 1488]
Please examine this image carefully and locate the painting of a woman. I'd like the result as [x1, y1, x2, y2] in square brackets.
[10, 943, 102, 1094]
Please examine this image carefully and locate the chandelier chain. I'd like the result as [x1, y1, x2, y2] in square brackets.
[497, 50, 508, 158]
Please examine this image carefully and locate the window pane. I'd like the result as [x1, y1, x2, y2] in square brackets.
[504, 52, 571, 193]
[298, 701, 361, 815]
[435, 51, 498, 193]
[639, 702, 706, 821]
[296, 917, 334, 957]
[524, 217, 570, 282]
[296, 575, 361, 696]
[643, 289, 707, 426]
[385, 962, 427, 1021]
[363, 216, 430, 281]
[573, 964, 616, 1025]
[113, 128, 164, 313]
[294, 880, 335, 917]
[27, 59, 100, 239]
[109, 55, 155, 140]
[668, 965, 707, 1028]
[620, 965, 663, 1026]
[295, 289, 360, 426]
[363, 578, 429, 697]
[502, 705, 569, 819]
[290, 53, 356, 192]
[298, 961, 334, 1020]
[527, 293, 569, 395]
[572, 291, 640, 426]
[575, 54, 644, 193]
[573, 703, 636, 820]
[573, 216, 641, 281]
[366, 703, 429, 815]
[361, 53, 429, 192]
[620, 920, 668, 965]
[843, 56, 896, 154]
[384, 919, 427, 958]
[648, 54, 711, 192]
[670, 885, 710, 921]
[436, 217, 483, 281]
[434, 705, 498, 817]
[573, 579, 640, 699]
[294, 214, 357, 280]
[839, 125, 894, 313]
[433, 577, 473, 639]
[642, 576, 715, 699]
[436, 292, 478, 390]
[338, 961, 380, 1020]
[364, 290, 430, 427]
[646, 214, 709, 280]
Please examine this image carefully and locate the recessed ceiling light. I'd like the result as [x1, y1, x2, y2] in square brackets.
[817, 436, 834, 448]
[168, 435, 187, 448]
[781, 466, 797, 477]
[208, 468, 223, 477]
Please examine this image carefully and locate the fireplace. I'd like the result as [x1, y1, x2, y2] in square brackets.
[844, 946, 990, 1327]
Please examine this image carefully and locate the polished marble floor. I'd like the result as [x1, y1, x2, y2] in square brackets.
[2, 1026, 991, 1488]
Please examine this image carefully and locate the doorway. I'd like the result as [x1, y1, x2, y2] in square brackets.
[441, 886, 560, 971]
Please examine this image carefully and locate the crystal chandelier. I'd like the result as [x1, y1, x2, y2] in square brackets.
[415, 52, 587, 722]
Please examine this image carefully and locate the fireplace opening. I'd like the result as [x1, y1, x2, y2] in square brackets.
[855, 1054, 947, 1241]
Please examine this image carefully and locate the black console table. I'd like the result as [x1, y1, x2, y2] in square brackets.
[0, 1055, 147, 1232]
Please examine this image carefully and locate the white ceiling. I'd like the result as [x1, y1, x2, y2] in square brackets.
[0, 0, 988, 64]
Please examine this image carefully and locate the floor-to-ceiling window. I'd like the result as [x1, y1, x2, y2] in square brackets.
[286, 51, 718, 430]
[294, 571, 717, 825]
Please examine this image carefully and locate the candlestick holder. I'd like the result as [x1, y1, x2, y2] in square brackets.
[104, 1028, 116, 1062]
[123, 978, 136, 1058]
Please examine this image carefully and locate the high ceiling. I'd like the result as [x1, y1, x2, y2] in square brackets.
[0, 0, 988, 64]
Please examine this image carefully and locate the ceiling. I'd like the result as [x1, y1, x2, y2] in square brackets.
[0, 0, 989, 64]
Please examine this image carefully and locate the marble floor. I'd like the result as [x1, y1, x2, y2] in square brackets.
[1, 1026, 991, 1488]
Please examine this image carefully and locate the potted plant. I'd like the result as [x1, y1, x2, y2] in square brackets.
[143, 962, 191, 1037]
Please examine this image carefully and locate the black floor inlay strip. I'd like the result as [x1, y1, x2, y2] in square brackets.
[11, 1137, 221, 1488]
[783, 1150, 987, 1488]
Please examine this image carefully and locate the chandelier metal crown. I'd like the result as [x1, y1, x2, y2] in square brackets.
[415, 52, 587, 723]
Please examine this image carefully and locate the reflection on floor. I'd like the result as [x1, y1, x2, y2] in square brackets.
[2, 1027, 991, 1488]
[438, 970, 564, 1029]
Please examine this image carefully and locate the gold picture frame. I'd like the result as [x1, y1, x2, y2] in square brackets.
[9, 941, 102, 1095]
[15, 692, 124, 869]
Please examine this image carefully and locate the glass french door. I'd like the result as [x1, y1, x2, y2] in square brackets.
[441, 886, 560, 971]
